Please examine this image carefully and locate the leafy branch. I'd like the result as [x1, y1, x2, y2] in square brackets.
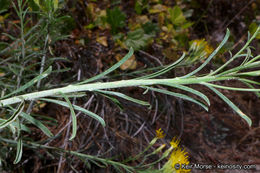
[0, 26, 259, 165]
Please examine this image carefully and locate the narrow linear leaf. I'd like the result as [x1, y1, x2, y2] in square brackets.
[2, 33, 17, 41]
[20, 112, 53, 137]
[238, 78, 260, 85]
[217, 61, 260, 77]
[13, 122, 31, 133]
[13, 136, 23, 164]
[136, 53, 186, 80]
[205, 85, 252, 126]
[96, 90, 150, 106]
[59, 92, 77, 140]
[144, 87, 208, 111]
[1, 66, 52, 99]
[240, 47, 251, 66]
[118, 65, 163, 77]
[235, 70, 260, 77]
[77, 47, 134, 85]
[201, 82, 260, 92]
[0, 101, 25, 129]
[51, 92, 86, 98]
[99, 93, 124, 111]
[6, 105, 53, 137]
[181, 28, 230, 78]
[13, 118, 22, 164]
[160, 83, 210, 106]
[241, 81, 260, 97]
[0, 119, 31, 133]
[40, 98, 105, 127]
[8, 123, 17, 135]
[238, 78, 260, 97]
[212, 26, 260, 76]
[89, 159, 107, 168]
[245, 55, 260, 65]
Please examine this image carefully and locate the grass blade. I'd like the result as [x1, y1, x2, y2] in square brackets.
[77, 47, 134, 85]
[40, 98, 106, 127]
[205, 85, 252, 126]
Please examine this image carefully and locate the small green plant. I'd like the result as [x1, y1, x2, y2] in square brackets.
[154, 4, 194, 61]
[123, 22, 159, 50]
[165, 5, 193, 46]
[134, 0, 149, 15]
[106, 6, 126, 34]
[0, 0, 72, 168]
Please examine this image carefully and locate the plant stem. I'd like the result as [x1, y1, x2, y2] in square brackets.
[0, 76, 233, 107]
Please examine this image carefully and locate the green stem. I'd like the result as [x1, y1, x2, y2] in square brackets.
[0, 76, 233, 107]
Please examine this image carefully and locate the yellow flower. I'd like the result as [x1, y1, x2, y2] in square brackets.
[163, 147, 190, 173]
[156, 128, 165, 139]
[170, 148, 189, 166]
[170, 137, 180, 149]
[205, 44, 214, 56]
[191, 39, 213, 57]
[193, 39, 204, 47]
[170, 148, 190, 173]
